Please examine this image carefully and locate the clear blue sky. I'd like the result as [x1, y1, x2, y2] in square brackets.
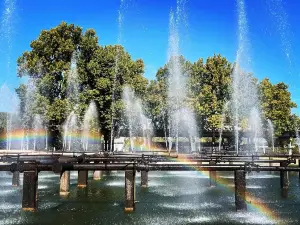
[1, 0, 300, 113]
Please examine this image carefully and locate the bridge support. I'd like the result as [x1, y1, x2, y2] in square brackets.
[22, 171, 38, 211]
[12, 171, 20, 187]
[280, 163, 289, 189]
[93, 171, 103, 180]
[141, 170, 148, 187]
[78, 170, 88, 188]
[60, 171, 70, 196]
[125, 170, 136, 212]
[234, 170, 247, 211]
[209, 161, 217, 187]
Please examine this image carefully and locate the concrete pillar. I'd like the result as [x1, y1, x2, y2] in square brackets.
[280, 163, 289, 189]
[209, 161, 217, 187]
[125, 170, 136, 212]
[12, 171, 20, 187]
[60, 171, 70, 196]
[78, 170, 88, 188]
[234, 170, 247, 211]
[141, 170, 148, 187]
[93, 170, 103, 180]
[22, 171, 38, 211]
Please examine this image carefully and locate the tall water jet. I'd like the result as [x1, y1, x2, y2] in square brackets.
[0, 84, 20, 150]
[82, 101, 100, 152]
[32, 114, 45, 151]
[231, 0, 263, 155]
[110, 0, 127, 151]
[249, 108, 263, 153]
[267, 119, 275, 152]
[219, 101, 229, 152]
[22, 79, 38, 150]
[166, 0, 198, 154]
[123, 86, 153, 152]
[1, 0, 16, 72]
[63, 111, 79, 151]
[66, 53, 79, 104]
[295, 130, 300, 154]
[266, 0, 292, 66]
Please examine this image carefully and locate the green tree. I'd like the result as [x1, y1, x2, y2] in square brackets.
[77, 36, 148, 150]
[260, 78, 297, 137]
[189, 54, 232, 133]
[17, 22, 82, 149]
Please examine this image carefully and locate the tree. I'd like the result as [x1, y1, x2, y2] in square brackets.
[260, 78, 297, 137]
[189, 54, 232, 134]
[77, 34, 148, 150]
[17, 22, 83, 149]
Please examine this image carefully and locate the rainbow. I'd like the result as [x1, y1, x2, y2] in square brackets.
[130, 142, 282, 224]
[0, 129, 103, 145]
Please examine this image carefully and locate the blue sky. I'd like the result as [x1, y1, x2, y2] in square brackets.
[0, 0, 300, 113]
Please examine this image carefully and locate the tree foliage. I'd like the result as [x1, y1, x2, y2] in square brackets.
[259, 78, 297, 136]
[14, 22, 298, 150]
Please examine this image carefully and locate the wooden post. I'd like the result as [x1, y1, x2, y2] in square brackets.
[78, 170, 88, 188]
[280, 163, 289, 189]
[12, 171, 20, 187]
[60, 171, 70, 195]
[234, 170, 247, 211]
[125, 170, 136, 212]
[22, 171, 38, 211]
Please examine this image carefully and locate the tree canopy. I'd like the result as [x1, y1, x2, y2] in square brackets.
[14, 22, 298, 149]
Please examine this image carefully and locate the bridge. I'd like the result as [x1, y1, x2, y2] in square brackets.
[0, 150, 300, 212]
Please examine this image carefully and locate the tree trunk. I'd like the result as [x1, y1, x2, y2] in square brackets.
[104, 133, 109, 151]
[48, 123, 62, 151]
[212, 129, 216, 151]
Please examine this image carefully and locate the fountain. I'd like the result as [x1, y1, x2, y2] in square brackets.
[24, 79, 39, 150]
[1, 0, 16, 71]
[32, 114, 45, 151]
[82, 101, 100, 152]
[267, 119, 275, 152]
[110, 0, 128, 152]
[0, 84, 21, 150]
[166, 0, 198, 154]
[295, 129, 300, 154]
[219, 101, 229, 152]
[123, 86, 153, 152]
[249, 107, 264, 153]
[63, 111, 79, 152]
[266, 0, 292, 65]
[231, 0, 264, 155]
[66, 53, 79, 104]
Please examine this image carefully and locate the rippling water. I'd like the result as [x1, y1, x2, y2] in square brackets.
[0, 170, 300, 225]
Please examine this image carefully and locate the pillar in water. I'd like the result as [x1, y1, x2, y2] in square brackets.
[60, 171, 70, 195]
[234, 170, 247, 211]
[125, 170, 136, 212]
[12, 171, 20, 187]
[78, 170, 88, 188]
[22, 171, 38, 211]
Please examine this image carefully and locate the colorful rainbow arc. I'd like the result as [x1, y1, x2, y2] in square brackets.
[130, 141, 281, 224]
[0, 129, 103, 143]
[0, 132, 284, 222]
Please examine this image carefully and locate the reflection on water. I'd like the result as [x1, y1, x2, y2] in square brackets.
[0, 170, 300, 224]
